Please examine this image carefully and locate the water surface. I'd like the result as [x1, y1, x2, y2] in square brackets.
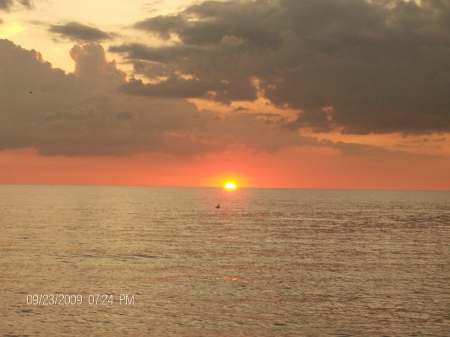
[1, 186, 450, 336]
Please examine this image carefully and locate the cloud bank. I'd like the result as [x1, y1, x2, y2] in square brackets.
[0, 39, 323, 157]
[110, 0, 450, 135]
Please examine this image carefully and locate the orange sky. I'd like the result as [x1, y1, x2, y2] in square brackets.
[1, 146, 449, 190]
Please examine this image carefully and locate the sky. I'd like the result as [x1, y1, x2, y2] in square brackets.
[0, 0, 449, 189]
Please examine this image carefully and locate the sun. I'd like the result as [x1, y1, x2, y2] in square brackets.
[224, 182, 237, 190]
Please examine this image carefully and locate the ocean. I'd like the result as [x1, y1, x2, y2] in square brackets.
[1, 185, 450, 336]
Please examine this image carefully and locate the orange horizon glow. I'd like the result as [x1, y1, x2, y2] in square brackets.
[0, 147, 450, 191]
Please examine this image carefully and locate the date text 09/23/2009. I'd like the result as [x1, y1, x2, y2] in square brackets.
[26, 294, 135, 306]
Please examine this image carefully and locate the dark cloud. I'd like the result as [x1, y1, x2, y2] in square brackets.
[321, 139, 417, 158]
[134, 1, 282, 48]
[0, 39, 321, 157]
[119, 77, 230, 102]
[109, 0, 450, 135]
[109, 43, 201, 64]
[49, 22, 116, 42]
[135, 15, 186, 41]
[109, 43, 258, 102]
[111, 41, 258, 102]
[0, 0, 13, 11]
[0, 39, 434, 159]
[0, 0, 32, 11]
[18, 0, 33, 8]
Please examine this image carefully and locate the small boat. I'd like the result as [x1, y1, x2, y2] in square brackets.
[215, 204, 220, 209]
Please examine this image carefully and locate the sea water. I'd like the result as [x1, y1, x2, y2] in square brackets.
[1, 185, 450, 336]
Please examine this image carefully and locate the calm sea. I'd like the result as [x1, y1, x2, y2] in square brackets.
[1, 185, 450, 336]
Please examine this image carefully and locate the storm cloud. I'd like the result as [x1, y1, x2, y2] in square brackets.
[109, 0, 450, 135]
[49, 22, 116, 42]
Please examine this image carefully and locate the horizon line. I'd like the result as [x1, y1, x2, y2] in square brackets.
[0, 183, 449, 192]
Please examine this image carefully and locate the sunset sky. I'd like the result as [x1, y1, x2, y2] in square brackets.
[1, 0, 449, 189]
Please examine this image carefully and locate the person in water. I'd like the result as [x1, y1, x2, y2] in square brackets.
[216, 204, 220, 208]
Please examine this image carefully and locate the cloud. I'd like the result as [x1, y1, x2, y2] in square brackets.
[0, 0, 32, 11]
[17, 0, 32, 8]
[0, 0, 13, 11]
[0, 39, 434, 160]
[69, 43, 126, 88]
[233, 106, 249, 112]
[109, 43, 201, 64]
[109, 0, 450, 135]
[109, 42, 258, 102]
[49, 22, 116, 42]
[0, 39, 324, 157]
[134, 1, 282, 48]
[119, 77, 231, 103]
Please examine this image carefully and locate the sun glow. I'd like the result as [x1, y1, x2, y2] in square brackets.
[0, 22, 25, 37]
[224, 182, 237, 190]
